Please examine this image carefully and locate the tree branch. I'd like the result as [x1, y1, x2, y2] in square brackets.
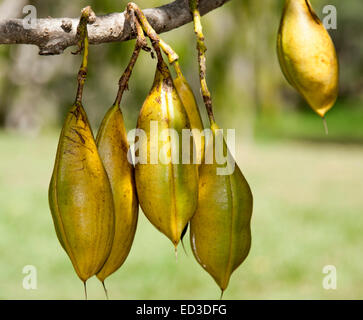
[0, 0, 230, 55]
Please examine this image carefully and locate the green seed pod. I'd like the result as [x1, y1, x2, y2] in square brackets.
[190, 123, 253, 292]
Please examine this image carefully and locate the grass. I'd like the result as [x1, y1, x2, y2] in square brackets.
[0, 129, 362, 300]
[255, 99, 363, 143]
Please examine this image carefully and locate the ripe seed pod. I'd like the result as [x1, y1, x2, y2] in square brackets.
[96, 104, 139, 282]
[190, 123, 253, 292]
[49, 102, 115, 282]
[277, 0, 339, 118]
[135, 59, 198, 247]
[173, 63, 205, 164]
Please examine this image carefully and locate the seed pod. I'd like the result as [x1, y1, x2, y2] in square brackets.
[49, 102, 115, 282]
[173, 64, 205, 164]
[277, 0, 339, 118]
[96, 104, 139, 282]
[135, 60, 198, 247]
[190, 123, 253, 292]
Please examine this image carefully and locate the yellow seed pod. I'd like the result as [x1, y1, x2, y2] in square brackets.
[49, 102, 115, 282]
[135, 60, 198, 247]
[277, 0, 339, 118]
[96, 104, 139, 282]
[173, 62, 205, 164]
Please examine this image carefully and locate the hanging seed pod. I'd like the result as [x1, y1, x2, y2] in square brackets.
[95, 104, 139, 283]
[188, 0, 253, 295]
[277, 0, 339, 119]
[173, 65, 204, 253]
[135, 58, 198, 248]
[173, 62, 205, 164]
[125, 4, 202, 255]
[49, 102, 115, 282]
[48, 7, 115, 286]
[95, 27, 143, 286]
[190, 123, 253, 293]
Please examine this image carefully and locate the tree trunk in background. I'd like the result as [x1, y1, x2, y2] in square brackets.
[0, 0, 76, 132]
[0, 0, 27, 130]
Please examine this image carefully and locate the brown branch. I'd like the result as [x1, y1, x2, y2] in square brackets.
[0, 0, 230, 55]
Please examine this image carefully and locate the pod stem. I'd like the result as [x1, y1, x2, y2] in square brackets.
[127, 2, 183, 77]
[173, 61, 184, 79]
[114, 11, 147, 106]
[73, 6, 95, 104]
[189, 0, 216, 126]
[102, 281, 109, 300]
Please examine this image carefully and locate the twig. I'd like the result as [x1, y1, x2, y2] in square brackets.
[114, 9, 148, 106]
[189, 0, 215, 125]
[74, 6, 93, 104]
[127, 2, 179, 64]
[127, 2, 190, 88]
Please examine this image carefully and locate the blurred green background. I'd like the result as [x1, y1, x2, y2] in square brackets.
[0, 0, 362, 299]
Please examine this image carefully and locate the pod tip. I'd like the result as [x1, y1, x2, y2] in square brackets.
[181, 239, 188, 257]
[83, 281, 88, 300]
[322, 116, 329, 135]
[220, 289, 225, 300]
[174, 246, 178, 262]
[102, 281, 109, 300]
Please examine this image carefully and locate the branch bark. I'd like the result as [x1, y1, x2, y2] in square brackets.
[0, 0, 230, 55]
